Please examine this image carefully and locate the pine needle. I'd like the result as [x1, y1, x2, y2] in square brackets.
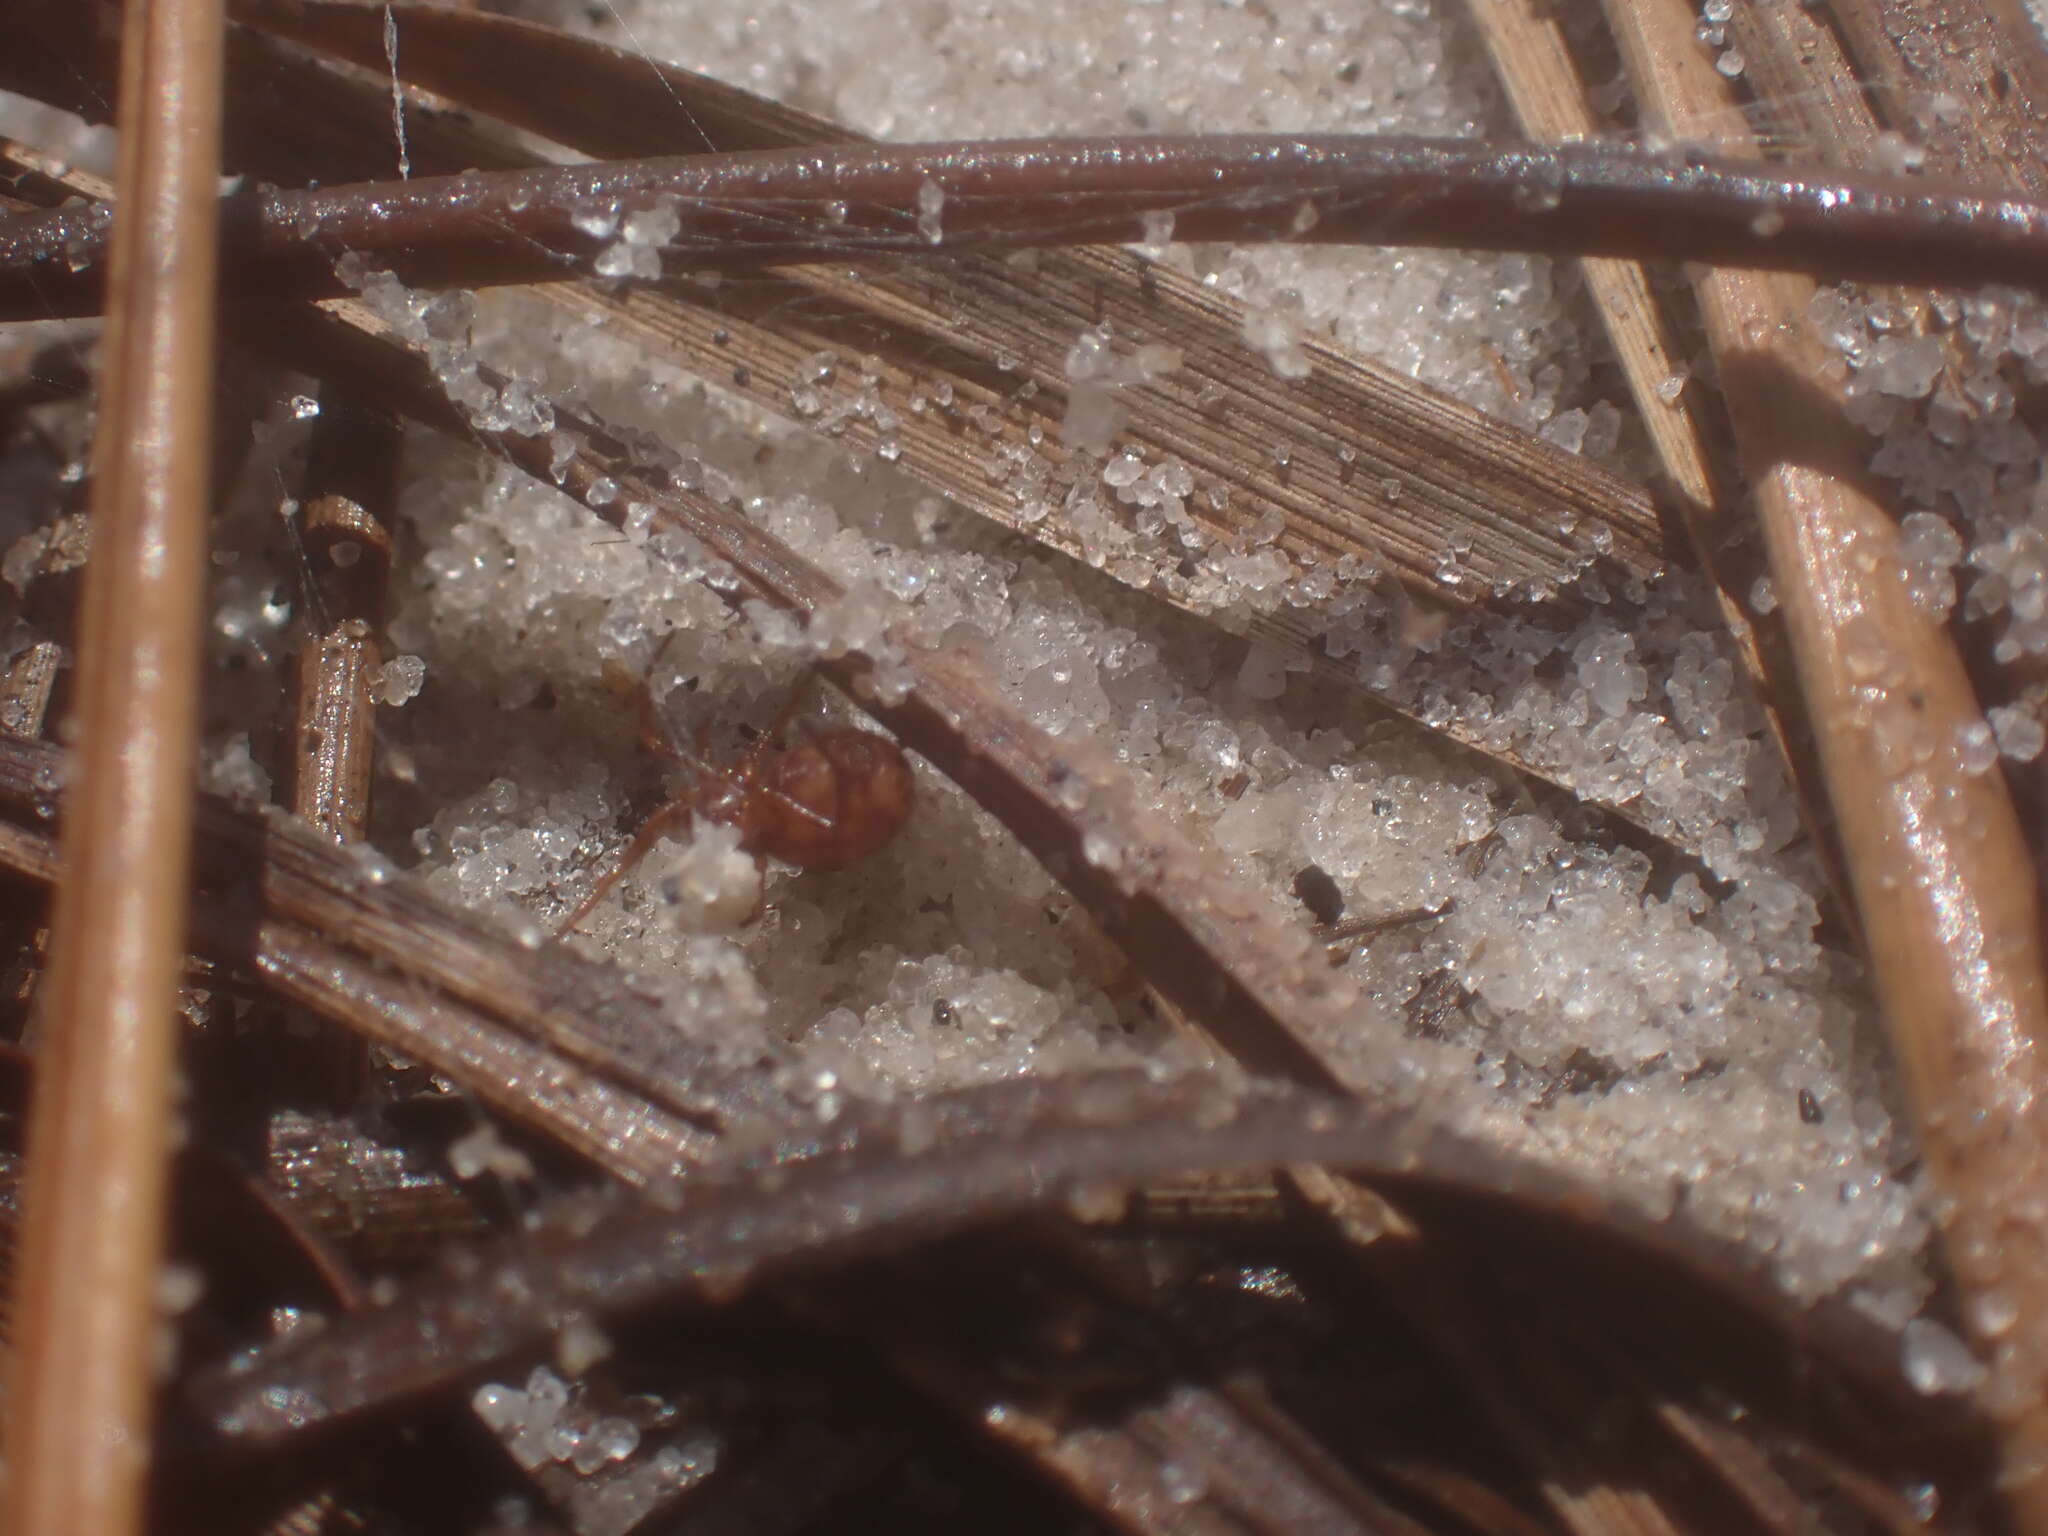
[0, 0, 223, 1530]
[1604, 0, 2048, 1525]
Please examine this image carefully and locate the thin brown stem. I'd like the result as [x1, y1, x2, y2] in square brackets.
[3, 133, 2048, 320]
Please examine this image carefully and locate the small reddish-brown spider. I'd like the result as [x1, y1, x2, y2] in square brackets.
[559, 680, 916, 932]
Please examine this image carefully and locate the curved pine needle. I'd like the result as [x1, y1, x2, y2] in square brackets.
[3, 133, 2047, 320]
[185, 1065, 1951, 1451]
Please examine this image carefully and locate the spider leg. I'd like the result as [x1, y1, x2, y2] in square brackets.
[765, 787, 835, 829]
[734, 666, 820, 777]
[737, 667, 852, 830]
[613, 639, 728, 794]
[633, 673, 681, 761]
[625, 629, 706, 765]
[762, 666, 817, 743]
[557, 797, 698, 934]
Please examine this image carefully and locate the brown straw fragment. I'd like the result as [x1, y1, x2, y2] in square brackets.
[0, 0, 225, 1532]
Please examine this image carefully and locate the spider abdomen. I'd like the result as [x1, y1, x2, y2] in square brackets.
[729, 728, 915, 868]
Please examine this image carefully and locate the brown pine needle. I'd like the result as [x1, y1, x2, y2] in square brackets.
[0, 0, 224, 1531]
[1605, 0, 2048, 1525]
[1457, 0, 1849, 918]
